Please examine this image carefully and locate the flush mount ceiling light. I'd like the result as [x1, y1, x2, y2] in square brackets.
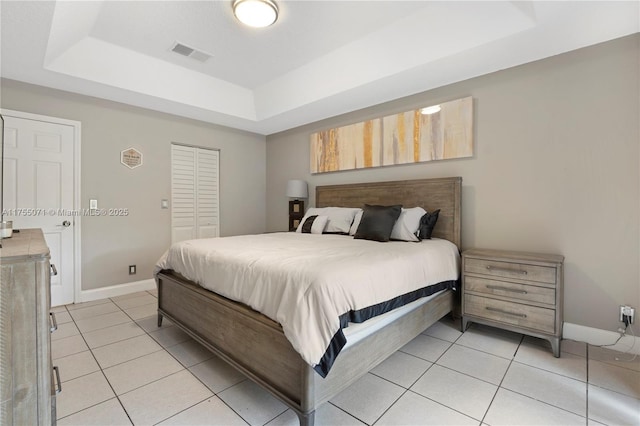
[420, 105, 441, 115]
[233, 0, 278, 28]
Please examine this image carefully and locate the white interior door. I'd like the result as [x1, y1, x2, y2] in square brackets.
[2, 114, 77, 306]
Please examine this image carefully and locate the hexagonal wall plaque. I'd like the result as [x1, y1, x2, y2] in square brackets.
[121, 147, 143, 169]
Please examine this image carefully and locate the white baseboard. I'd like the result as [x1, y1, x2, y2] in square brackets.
[563, 322, 640, 355]
[78, 279, 156, 303]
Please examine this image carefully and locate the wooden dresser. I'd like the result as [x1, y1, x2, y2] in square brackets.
[461, 248, 564, 357]
[0, 229, 58, 425]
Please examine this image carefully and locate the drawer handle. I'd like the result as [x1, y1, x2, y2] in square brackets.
[486, 285, 528, 295]
[50, 264, 58, 276]
[486, 306, 528, 318]
[50, 312, 58, 333]
[486, 265, 527, 275]
[53, 366, 62, 394]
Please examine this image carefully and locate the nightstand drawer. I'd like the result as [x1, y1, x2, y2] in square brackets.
[465, 258, 556, 284]
[465, 276, 555, 305]
[464, 294, 555, 334]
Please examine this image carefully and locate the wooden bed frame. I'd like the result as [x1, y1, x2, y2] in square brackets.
[156, 177, 461, 426]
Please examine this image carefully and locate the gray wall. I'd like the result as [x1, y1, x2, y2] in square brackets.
[1, 79, 266, 290]
[266, 35, 639, 332]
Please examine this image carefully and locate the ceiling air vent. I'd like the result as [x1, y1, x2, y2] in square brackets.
[170, 42, 212, 63]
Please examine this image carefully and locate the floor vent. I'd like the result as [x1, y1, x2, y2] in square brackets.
[170, 42, 212, 63]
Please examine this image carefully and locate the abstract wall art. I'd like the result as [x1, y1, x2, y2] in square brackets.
[310, 96, 473, 173]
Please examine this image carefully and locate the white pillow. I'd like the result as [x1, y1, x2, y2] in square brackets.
[325, 207, 360, 234]
[390, 207, 426, 242]
[299, 215, 328, 234]
[349, 210, 363, 236]
[296, 207, 359, 234]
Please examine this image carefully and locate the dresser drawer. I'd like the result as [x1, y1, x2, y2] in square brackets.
[464, 276, 555, 305]
[464, 294, 555, 334]
[465, 258, 556, 285]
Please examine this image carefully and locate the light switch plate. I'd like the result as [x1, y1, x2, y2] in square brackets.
[161, 199, 169, 209]
[89, 199, 98, 210]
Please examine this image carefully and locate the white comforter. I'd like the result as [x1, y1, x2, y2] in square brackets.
[154, 232, 459, 369]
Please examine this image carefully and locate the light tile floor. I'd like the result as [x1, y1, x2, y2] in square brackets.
[52, 291, 640, 425]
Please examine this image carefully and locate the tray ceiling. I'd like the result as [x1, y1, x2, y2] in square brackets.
[1, 1, 638, 135]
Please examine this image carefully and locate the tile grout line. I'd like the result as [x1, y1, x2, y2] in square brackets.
[150, 394, 249, 426]
[59, 291, 174, 424]
[370, 381, 410, 425]
[583, 344, 640, 402]
[143, 291, 281, 426]
[371, 324, 470, 425]
[509, 358, 587, 383]
[422, 322, 526, 361]
[398, 339, 519, 389]
[107, 291, 209, 425]
[215, 388, 259, 426]
[405, 325, 493, 424]
[83, 301, 135, 425]
[497, 386, 589, 420]
[56, 302, 136, 425]
[478, 333, 524, 425]
[483, 335, 591, 424]
[62, 293, 168, 417]
[83, 298, 168, 366]
[81, 328, 149, 351]
[371, 319, 485, 424]
[259, 406, 290, 426]
[326, 401, 370, 426]
[370, 334, 454, 425]
[134, 291, 254, 426]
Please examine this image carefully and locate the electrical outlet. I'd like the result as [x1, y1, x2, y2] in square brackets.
[619, 305, 635, 324]
[129, 265, 136, 275]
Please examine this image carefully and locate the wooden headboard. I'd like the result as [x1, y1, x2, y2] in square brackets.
[316, 177, 462, 248]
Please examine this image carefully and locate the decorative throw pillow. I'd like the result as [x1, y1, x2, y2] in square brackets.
[348, 210, 364, 236]
[354, 204, 402, 242]
[301, 215, 328, 234]
[390, 207, 426, 242]
[417, 209, 440, 240]
[296, 208, 327, 232]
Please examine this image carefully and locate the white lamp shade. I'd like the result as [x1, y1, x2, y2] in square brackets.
[286, 180, 308, 198]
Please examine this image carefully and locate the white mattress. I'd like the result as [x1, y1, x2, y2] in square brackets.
[342, 289, 446, 349]
[155, 232, 459, 373]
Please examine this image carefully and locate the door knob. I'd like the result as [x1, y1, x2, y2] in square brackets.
[62, 220, 71, 227]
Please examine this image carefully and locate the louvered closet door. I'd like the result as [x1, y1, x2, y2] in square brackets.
[171, 145, 196, 243]
[171, 144, 220, 244]
[196, 149, 219, 239]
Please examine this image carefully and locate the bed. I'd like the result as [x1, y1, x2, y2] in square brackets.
[155, 177, 462, 426]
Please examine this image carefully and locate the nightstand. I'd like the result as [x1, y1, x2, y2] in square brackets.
[461, 248, 564, 357]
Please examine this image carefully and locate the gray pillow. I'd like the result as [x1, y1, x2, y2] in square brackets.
[354, 204, 402, 242]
